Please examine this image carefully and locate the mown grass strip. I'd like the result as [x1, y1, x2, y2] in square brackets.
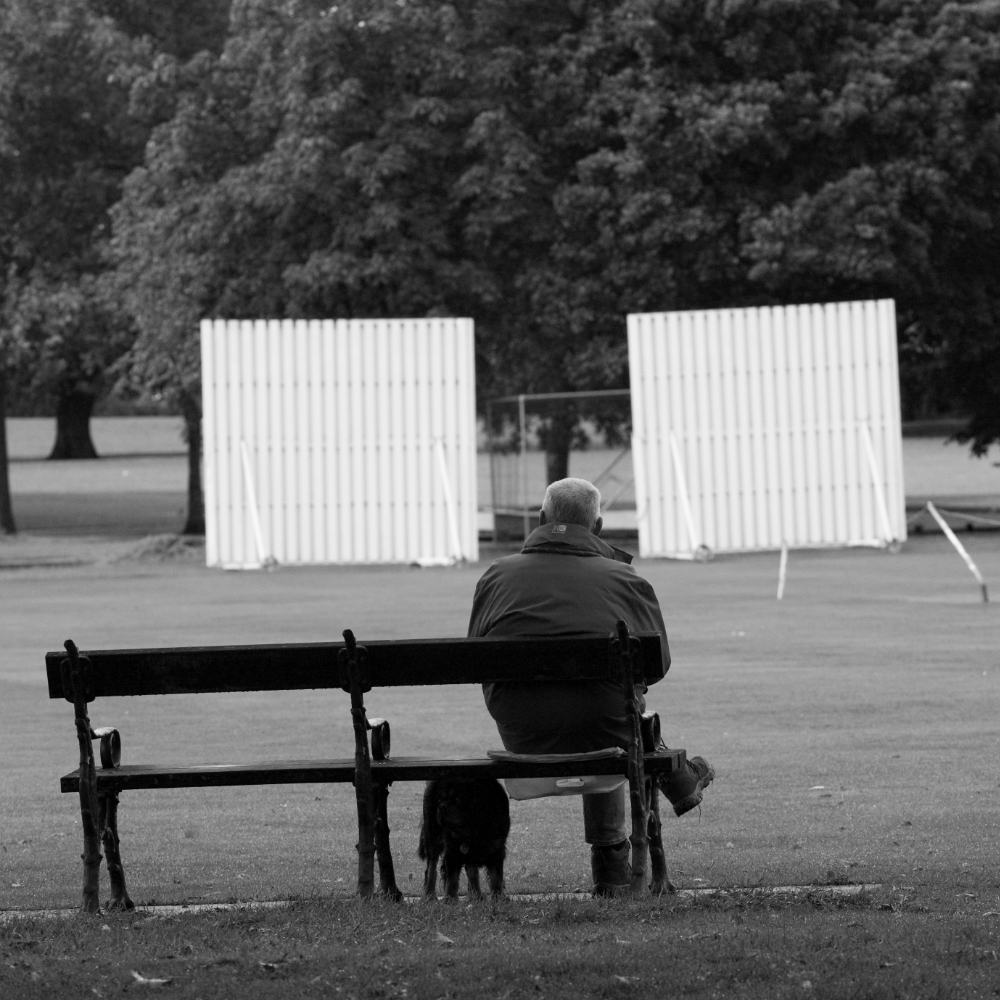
[3, 891, 999, 999]
[0, 882, 882, 925]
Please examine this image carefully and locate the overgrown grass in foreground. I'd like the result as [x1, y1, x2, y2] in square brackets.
[3, 891, 999, 999]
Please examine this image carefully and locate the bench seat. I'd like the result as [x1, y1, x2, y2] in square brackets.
[60, 749, 685, 793]
[49, 622, 680, 909]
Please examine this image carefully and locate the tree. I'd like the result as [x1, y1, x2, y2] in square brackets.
[634, 0, 1000, 449]
[0, 0, 149, 527]
[441, 0, 652, 480]
[736, 0, 1000, 454]
[504, 0, 1000, 461]
[106, 156, 215, 535]
[110, 0, 486, 536]
[4, 272, 135, 458]
[0, 0, 231, 528]
[88, 0, 232, 534]
[0, 0, 153, 468]
[108, 2, 297, 535]
[90, 0, 231, 61]
[111, 0, 654, 484]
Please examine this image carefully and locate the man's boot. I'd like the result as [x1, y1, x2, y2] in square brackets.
[591, 840, 631, 897]
[658, 756, 715, 817]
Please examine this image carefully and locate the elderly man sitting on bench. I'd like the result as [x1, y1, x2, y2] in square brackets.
[468, 477, 714, 896]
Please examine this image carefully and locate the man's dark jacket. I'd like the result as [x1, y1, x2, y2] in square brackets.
[468, 522, 670, 755]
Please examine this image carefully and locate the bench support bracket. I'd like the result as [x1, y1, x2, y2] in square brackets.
[646, 780, 671, 894]
[640, 711, 674, 894]
[614, 622, 649, 896]
[342, 630, 377, 898]
[373, 781, 402, 901]
[98, 791, 134, 911]
[65, 640, 104, 914]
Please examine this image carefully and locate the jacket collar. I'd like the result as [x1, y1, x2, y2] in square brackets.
[521, 522, 632, 563]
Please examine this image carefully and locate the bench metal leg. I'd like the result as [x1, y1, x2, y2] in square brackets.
[64, 640, 103, 913]
[341, 631, 377, 898]
[98, 791, 134, 911]
[372, 781, 402, 901]
[615, 622, 649, 895]
[646, 778, 674, 895]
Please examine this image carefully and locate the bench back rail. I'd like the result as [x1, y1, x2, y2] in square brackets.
[45, 632, 667, 701]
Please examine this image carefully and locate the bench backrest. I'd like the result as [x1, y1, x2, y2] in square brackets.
[45, 632, 668, 702]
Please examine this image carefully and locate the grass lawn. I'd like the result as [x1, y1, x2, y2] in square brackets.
[1, 444, 999, 995]
[4, 891, 1000, 999]
[2, 533, 998, 905]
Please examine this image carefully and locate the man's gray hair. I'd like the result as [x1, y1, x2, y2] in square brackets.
[542, 478, 601, 528]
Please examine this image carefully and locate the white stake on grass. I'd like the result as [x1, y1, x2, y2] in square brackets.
[240, 440, 275, 569]
[860, 422, 896, 547]
[925, 502, 989, 602]
[777, 541, 789, 600]
[435, 437, 464, 563]
[669, 431, 704, 558]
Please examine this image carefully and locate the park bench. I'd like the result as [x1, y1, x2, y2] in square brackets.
[45, 622, 686, 913]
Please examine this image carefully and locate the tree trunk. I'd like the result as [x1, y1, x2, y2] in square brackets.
[181, 395, 205, 536]
[0, 375, 16, 534]
[49, 389, 98, 459]
[544, 405, 575, 484]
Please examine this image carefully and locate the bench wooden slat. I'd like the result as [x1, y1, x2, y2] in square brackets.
[59, 750, 684, 793]
[44, 633, 668, 700]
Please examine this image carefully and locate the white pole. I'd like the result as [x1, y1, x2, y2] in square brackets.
[435, 437, 464, 563]
[519, 394, 529, 541]
[601, 473, 634, 512]
[487, 400, 498, 545]
[240, 440, 271, 569]
[860, 422, 895, 546]
[925, 502, 989, 602]
[777, 541, 789, 600]
[669, 431, 701, 555]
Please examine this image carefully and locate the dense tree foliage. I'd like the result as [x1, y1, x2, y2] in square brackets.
[0, 0, 229, 531]
[111, 0, 1000, 488]
[720, 0, 1000, 454]
[111, 0, 642, 481]
[0, 0, 151, 528]
[0, 0, 146, 464]
[5, 0, 1000, 537]
[89, 0, 231, 61]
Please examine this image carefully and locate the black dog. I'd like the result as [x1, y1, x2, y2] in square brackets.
[418, 777, 510, 899]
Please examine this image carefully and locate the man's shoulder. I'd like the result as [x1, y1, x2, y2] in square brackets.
[483, 551, 532, 573]
[579, 553, 659, 598]
[475, 552, 531, 586]
[487, 549, 630, 568]
[481, 550, 647, 590]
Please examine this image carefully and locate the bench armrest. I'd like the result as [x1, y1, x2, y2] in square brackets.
[90, 727, 121, 769]
[368, 718, 390, 761]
